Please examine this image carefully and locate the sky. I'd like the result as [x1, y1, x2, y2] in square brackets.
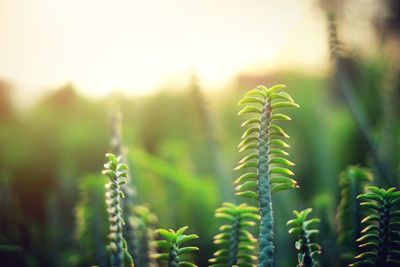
[0, 0, 329, 102]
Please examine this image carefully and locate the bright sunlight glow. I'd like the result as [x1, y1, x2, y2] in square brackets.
[0, 0, 328, 100]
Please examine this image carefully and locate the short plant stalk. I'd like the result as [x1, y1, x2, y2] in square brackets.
[227, 217, 240, 265]
[209, 202, 258, 266]
[103, 153, 133, 267]
[377, 200, 390, 265]
[107, 178, 124, 266]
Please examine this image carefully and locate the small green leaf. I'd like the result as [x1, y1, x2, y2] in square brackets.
[178, 246, 199, 254]
[271, 113, 291, 121]
[241, 127, 259, 139]
[234, 173, 257, 184]
[176, 226, 189, 235]
[245, 88, 266, 98]
[272, 91, 294, 102]
[269, 149, 289, 156]
[270, 176, 297, 185]
[360, 202, 380, 210]
[269, 125, 290, 138]
[238, 153, 258, 164]
[238, 136, 259, 149]
[215, 213, 234, 221]
[238, 106, 262, 115]
[238, 97, 265, 106]
[269, 157, 295, 166]
[268, 139, 291, 148]
[151, 253, 169, 260]
[234, 161, 258, 171]
[155, 240, 171, 250]
[271, 101, 300, 109]
[269, 167, 294, 176]
[176, 234, 199, 245]
[235, 181, 257, 191]
[238, 143, 258, 153]
[236, 191, 258, 199]
[271, 183, 298, 193]
[266, 84, 286, 95]
[156, 229, 174, 241]
[241, 118, 261, 127]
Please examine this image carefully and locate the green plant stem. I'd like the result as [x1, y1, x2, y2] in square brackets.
[109, 104, 138, 264]
[327, 14, 393, 186]
[257, 102, 274, 267]
[299, 229, 313, 266]
[169, 245, 180, 267]
[191, 77, 233, 201]
[108, 182, 124, 267]
[377, 199, 390, 265]
[227, 217, 240, 265]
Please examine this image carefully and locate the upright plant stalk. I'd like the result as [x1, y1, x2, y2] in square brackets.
[209, 202, 259, 266]
[287, 209, 321, 267]
[235, 85, 299, 266]
[75, 175, 109, 267]
[109, 104, 137, 200]
[130, 206, 158, 267]
[190, 75, 233, 201]
[336, 166, 373, 262]
[350, 187, 400, 266]
[103, 153, 134, 267]
[109, 104, 138, 262]
[153, 226, 199, 267]
[326, 14, 393, 185]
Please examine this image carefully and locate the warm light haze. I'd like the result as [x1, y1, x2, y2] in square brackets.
[0, 0, 328, 101]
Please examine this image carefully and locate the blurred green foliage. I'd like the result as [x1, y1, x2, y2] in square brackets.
[0, 53, 399, 266]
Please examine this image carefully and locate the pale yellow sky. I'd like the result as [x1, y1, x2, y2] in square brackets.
[0, 0, 329, 101]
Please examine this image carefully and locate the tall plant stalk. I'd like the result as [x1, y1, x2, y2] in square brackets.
[235, 85, 299, 266]
[190, 75, 233, 201]
[336, 166, 373, 263]
[109, 104, 139, 264]
[326, 14, 393, 185]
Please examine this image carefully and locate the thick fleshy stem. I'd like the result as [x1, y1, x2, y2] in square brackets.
[257, 102, 274, 267]
[376, 199, 390, 265]
[227, 216, 240, 265]
[169, 245, 180, 267]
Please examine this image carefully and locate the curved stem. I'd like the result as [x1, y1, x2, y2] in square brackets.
[327, 15, 393, 185]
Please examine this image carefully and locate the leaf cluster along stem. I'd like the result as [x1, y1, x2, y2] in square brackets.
[103, 153, 132, 267]
[235, 85, 300, 266]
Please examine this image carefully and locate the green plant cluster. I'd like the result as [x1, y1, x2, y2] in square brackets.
[287, 208, 321, 267]
[351, 187, 400, 266]
[92, 85, 400, 267]
[102, 153, 134, 267]
[336, 166, 373, 262]
[209, 202, 259, 266]
[152, 226, 199, 267]
[236, 85, 300, 266]
[130, 206, 158, 267]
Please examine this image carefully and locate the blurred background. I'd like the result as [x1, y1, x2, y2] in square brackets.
[0, 0, 399, 266]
